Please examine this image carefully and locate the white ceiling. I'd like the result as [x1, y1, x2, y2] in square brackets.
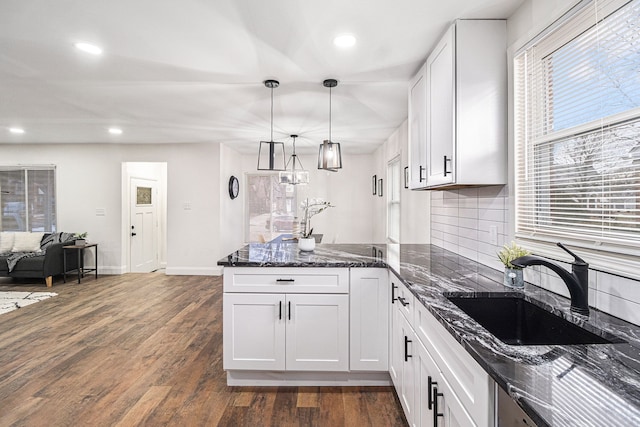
[0, 0, 523, 154]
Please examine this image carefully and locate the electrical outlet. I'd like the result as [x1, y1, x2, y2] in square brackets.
[489, 225, 498, 245]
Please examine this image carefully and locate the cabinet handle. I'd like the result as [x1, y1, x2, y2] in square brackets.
[392, 283, 398, 304]
[432, 387, 444, 426]
[404, 166, 409, 189]
[404, 336, 412, 362]
[443, 155, 452, 177]
[279, 301, 282, 320]
[419, 165, 426, 182]
[397, 296, 409, 307]
[276, 278, 295, 283]
[428, 376, 438, 410]
[288, 301, 291, 320]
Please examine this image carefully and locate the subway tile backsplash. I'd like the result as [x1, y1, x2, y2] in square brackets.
[430, 185, 640, 326]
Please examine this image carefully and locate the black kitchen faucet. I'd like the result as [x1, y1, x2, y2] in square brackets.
[512, 242, 590, 316]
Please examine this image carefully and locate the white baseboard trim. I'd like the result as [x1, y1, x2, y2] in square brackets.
[97, 266, 127, 275]
[226, 370, 392, 386]
[165, 266, 223, 276]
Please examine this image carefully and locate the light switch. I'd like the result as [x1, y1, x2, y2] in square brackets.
[489, 225, 498, 245]
[96, 208, 106, 216]
[183, 202, 192, 210]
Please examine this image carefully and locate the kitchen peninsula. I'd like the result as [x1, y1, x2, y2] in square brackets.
[218, 243, 640, 427]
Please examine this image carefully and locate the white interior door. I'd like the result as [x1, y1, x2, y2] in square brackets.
[130, 178, 158, 272]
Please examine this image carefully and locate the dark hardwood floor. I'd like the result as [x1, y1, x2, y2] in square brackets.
[0, 273, 406, 426]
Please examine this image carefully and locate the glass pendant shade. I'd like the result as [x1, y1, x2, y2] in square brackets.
[317, 140, 342, 171]
[257, 79, 286, 171]
[280, 134, 309, 185]
[318, 79, 343, 172]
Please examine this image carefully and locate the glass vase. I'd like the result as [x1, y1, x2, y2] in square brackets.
[504, 267, 524, 289]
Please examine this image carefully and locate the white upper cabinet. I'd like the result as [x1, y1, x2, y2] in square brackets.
[408, 62, 428, 189]
[425, 25, 456, 187]
[409, 19, 507, 190]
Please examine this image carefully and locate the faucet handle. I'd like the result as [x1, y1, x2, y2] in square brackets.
[557, 242, 587, 265]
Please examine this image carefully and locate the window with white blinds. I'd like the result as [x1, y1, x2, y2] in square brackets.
[515, 0, 640, 258]
[0, 166, 57, 232]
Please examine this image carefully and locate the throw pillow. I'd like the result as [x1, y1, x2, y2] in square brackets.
[0, 232, 14, 254]
[11, 232, 45, 253]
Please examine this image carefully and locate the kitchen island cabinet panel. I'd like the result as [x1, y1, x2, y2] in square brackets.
[350, 268, 389, 371]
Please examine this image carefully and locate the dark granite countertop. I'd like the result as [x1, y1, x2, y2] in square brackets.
[218, 243, 640, 427]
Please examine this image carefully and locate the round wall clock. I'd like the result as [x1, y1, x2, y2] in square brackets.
[228, 175, 239, 199]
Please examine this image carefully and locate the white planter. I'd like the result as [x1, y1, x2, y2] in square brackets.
[298, 238, 315, 252]
[75, 239, 86, 246]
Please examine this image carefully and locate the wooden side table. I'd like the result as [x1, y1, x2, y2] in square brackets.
[63, 243, 98, 284]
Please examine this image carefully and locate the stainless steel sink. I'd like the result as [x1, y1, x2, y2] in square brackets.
[444, 292, 625, 346]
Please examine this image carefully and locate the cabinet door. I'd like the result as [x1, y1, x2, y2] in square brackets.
[223, 293, 285, 371]
[416, 340, 441, 427]
[408, 62, 427, 189]
[436, 376, 476, 427]
[286, 294, 349, 372]
[397, 310, 417, 426]
[426, 24, 456, 187]
[350, 268, 389, 371]
[389, 293, 404, 395]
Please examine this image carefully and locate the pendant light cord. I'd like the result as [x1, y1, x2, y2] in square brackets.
[270, 86, 274, 142]
[329, 86, 332, 143]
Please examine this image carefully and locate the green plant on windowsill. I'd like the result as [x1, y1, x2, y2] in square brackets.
[498, 242, 530, 289]
[497, 242, 530, 269]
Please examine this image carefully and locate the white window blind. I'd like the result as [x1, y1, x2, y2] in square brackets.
[515, 0, 640, 260]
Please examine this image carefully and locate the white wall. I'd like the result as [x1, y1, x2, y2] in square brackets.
[239, 151, 377, 244]
[0, 143, 221, 275]
[219, 144, 245, 257]
[374, 120, 430, 244]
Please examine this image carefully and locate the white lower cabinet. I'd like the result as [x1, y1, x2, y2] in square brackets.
[390, 279, 493, 427]
[417, 339, 475, 427]
[224, 292, 349, 372]
[350, 268, 389, 371]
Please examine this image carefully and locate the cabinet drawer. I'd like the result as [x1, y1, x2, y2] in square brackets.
[224, 267, 349, 293]
[414, 302, 493, 426]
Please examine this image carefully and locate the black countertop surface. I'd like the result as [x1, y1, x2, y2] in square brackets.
[218, 243, 640, 427]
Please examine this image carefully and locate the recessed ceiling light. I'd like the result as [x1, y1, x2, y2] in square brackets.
[74, 42, 103, 55]
[333, 34, 356, 48]
[108, 127, 123, 135]
[8, 127, 25, 134]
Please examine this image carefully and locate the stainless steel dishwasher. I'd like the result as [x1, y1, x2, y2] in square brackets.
[497, 386, 538, 426]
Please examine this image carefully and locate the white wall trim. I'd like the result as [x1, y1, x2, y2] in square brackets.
[226, 370, 392, 386]
[97, 265, 128, 275]
[165, 266, 223, 276]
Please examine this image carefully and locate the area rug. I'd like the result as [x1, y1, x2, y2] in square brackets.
[0, 291, 57, 315]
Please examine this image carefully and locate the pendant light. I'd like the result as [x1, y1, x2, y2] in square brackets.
[257, 79, 286, 171]
[279, 134, 309, 185]
[318, 78, 343, 171]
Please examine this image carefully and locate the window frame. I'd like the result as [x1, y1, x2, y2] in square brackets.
[0, 165, 57, 232]
[513, 0, 640, 279]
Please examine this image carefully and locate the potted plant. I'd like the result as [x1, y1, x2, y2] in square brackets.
[497, 241, 530, 288]
[298, 198, 334, 252]
[75, 232, 88, 246]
